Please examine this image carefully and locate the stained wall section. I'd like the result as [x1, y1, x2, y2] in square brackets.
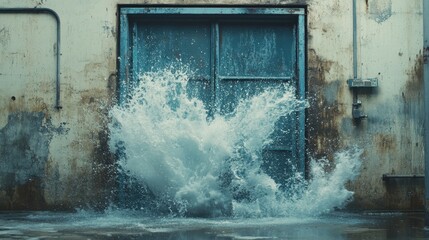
[0, 0, 424, 211]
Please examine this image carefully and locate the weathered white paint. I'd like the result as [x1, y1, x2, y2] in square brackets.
[0, 14, 56, 127]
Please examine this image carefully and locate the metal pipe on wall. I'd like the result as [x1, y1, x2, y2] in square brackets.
[351, 0, 358, 109]
[424, 0, 429, 227]
[0, 8, 62, 110]
[352, 0, 358, 80]
[349, 0, 372, 121]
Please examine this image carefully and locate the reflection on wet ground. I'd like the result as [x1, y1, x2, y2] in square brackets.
[0, 211, 428, 239]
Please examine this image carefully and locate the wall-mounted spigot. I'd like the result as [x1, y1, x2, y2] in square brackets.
[352, 100, 368, 120]
[347, 78, 377, 121]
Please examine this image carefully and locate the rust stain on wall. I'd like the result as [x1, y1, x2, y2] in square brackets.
[404, 54, 423, 102]
[400, 54, 424, 159]
[374, 134, 396, 155]
[306, 49, 345, 165]
[365, 54, 425, 211]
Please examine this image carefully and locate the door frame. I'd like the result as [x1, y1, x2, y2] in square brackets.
[118, 6, 307, 174]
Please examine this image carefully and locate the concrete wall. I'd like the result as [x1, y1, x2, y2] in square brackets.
[306, 0, 424, 211]
[0, 0, 424, 211]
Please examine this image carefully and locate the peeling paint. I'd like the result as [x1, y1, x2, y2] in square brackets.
[0, 27, 10, 46]
[367, 0, 392, 23]
[102, 21, 116, 38]
[0, 112, 67, 210]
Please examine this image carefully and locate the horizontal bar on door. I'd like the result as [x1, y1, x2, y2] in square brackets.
[219, 76, 293, 81]
[264, 146, 293, 151]
[121, 8, 305, 16]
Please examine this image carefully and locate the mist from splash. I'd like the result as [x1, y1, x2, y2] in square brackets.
[108, 69, 362, 218]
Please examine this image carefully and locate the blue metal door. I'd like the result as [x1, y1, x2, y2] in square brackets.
[131, 21, 213, 111]
[119, 7, 306, 185]
[216, 21, 300, 184]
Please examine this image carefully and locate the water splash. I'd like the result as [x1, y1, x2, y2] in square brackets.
[232, 149, 362, 217]
[109, 69, 361, 218]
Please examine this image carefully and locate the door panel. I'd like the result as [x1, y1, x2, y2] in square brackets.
[217, 22, 298, 186]
[135, 22, 211, 78]
[123, 10, 304, 186]
[218, 22, 295, 78]
[133, 22, 213, 107]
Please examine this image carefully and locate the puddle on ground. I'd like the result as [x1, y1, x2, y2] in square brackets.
[0, 211, 427, 239]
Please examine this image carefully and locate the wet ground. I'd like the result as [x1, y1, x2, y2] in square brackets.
[0, 211, 428, 239]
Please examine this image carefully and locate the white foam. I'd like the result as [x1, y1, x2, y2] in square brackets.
[109, 68, 361, 218]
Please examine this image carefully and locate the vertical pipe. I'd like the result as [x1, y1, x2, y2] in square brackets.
[352, 0, 358, 80]
[0, 8, 61, 109]
[424, 0, 429, 227]
[351, 0, 360, 119]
